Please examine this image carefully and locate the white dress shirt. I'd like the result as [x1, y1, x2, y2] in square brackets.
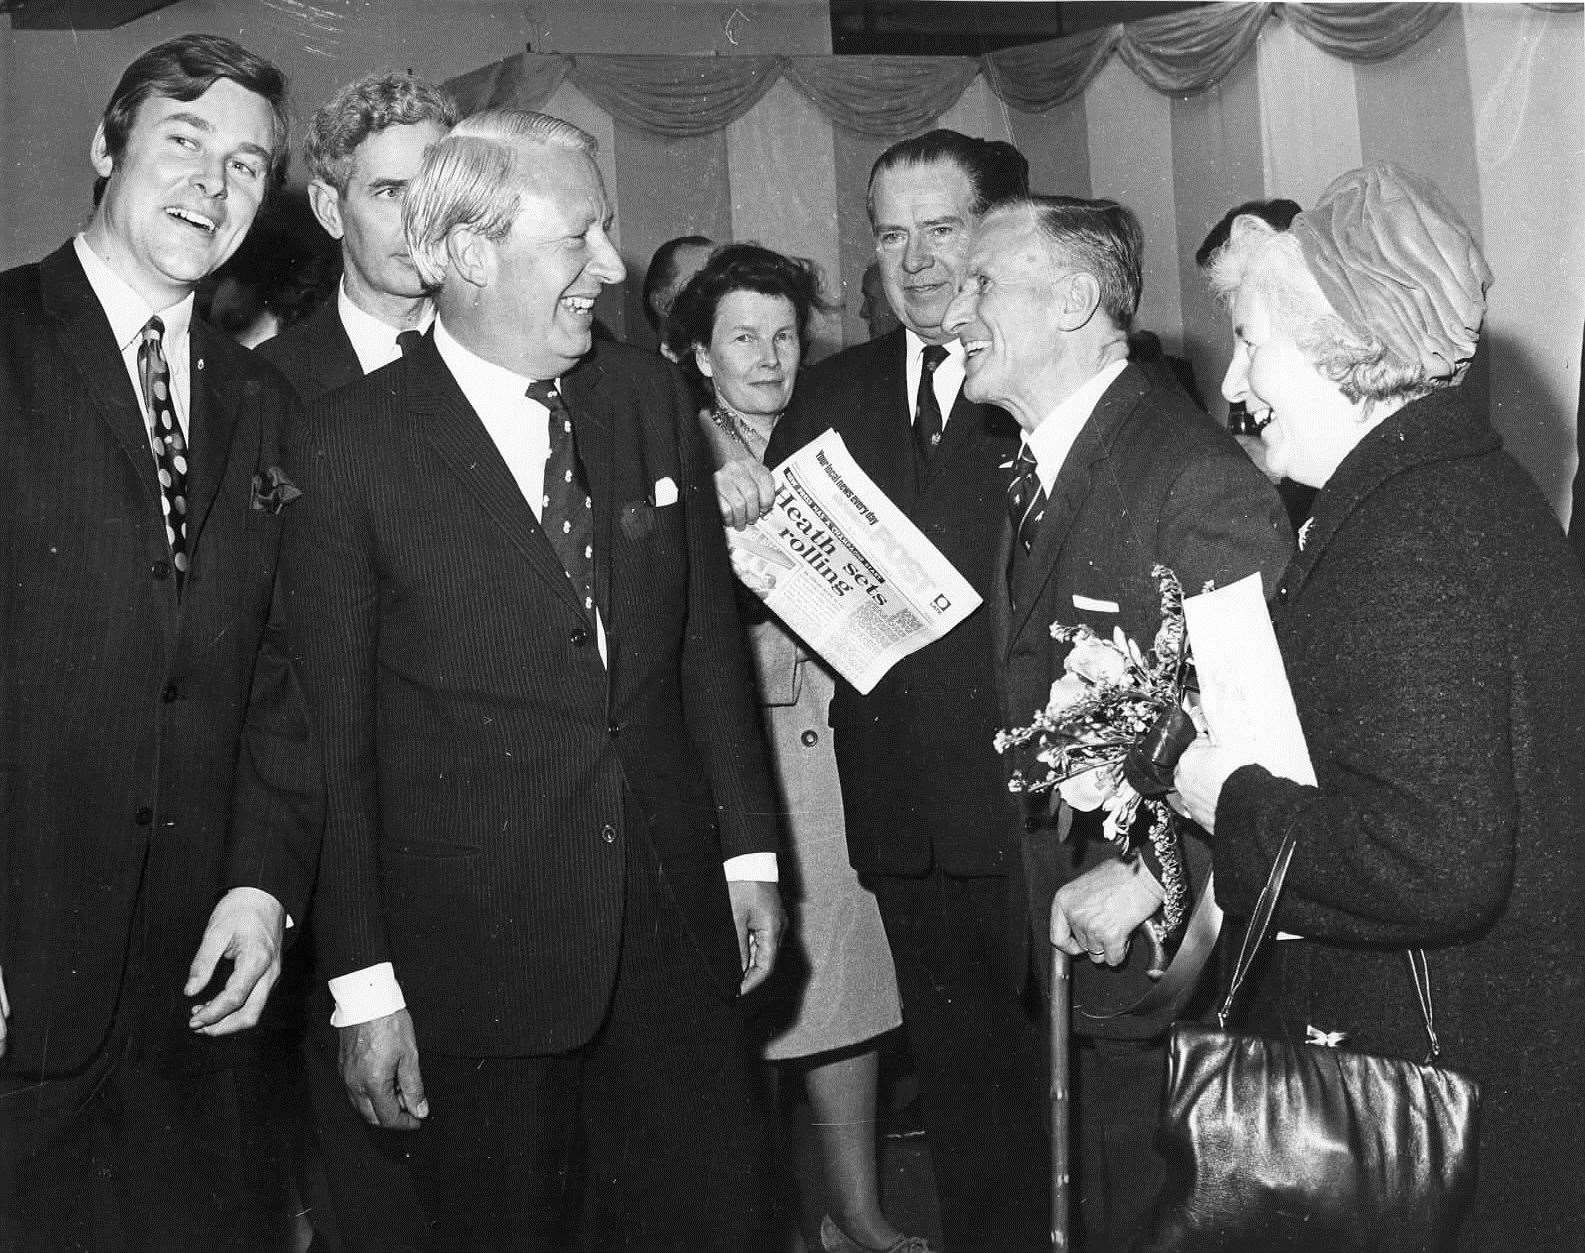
[329, 316, 774, 1028]
[338, 280, 433, 376]
[75, 234, 194, 445]
[903, 328, 966, 431]
[1024, 358, 1129, 492]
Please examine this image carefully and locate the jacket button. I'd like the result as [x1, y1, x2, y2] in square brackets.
[134, 806, 154, 826]
[800, 729, 819, 747]
[1024, 816, 1040, 833]
[161, 683, 180, 703]
[569, 627, 590, 648]
[601, 824, 617, 844]
[1276, 585, 1289, 603]
[607, 721, 620, 738]
[151, 560, 171, 580]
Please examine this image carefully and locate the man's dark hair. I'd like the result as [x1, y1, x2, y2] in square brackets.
[100, 33, 291, 189]
[642, 235, 714, 331]
[867, 129, 1029, 225]
[1194, 197, 1302, 268]
[1006, 195, 1144, 331]
[664, 242, 831, 370]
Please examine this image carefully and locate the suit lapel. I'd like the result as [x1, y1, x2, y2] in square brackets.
[39, 245, 159, 495]
[311, 302, 363, 396]
[839, 331, 916, 511]
[411, 335, 587, 618]
[184, 319, 243, 548]
[1006, 368, 1147, 653]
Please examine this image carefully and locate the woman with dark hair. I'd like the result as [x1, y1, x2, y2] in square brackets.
[1173, 163, 1585, 1248]
[668, 245, 930, 1253]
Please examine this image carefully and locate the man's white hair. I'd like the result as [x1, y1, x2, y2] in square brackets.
[404, 109, 595, 289]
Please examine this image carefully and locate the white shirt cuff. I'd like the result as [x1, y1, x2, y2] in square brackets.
[723, 852, 778, 882]
[328, 962, 406, 1027]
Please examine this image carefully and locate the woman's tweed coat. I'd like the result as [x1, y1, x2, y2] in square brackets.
[1213, 387, 1585, 1250]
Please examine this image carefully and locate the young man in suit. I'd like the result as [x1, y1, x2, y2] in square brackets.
[0, 33, 319, 1251]
[943, 196, 1292, 1251]
[258, 71, 457, 402]
[281, 108, 784, 1251]
[760, 130, 1050, 1253]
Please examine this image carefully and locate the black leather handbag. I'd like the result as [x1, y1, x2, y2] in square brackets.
[1143, 825, 1482, 1252]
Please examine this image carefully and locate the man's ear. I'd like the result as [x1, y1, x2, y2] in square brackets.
[1055, 271, 1102, 332]
[694, 343, 714, 380]
[90, 124, 114, 180]
[446, 227, 489, 290]
[307, 180, 345, 241]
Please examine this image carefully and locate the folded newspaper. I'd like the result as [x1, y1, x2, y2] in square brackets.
[726, 430, 981, 695]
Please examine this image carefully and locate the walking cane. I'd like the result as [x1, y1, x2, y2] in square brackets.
[1050, 944, 1071, 1251]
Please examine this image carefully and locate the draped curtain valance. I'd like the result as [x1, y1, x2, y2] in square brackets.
[443, 2, 1573, 137]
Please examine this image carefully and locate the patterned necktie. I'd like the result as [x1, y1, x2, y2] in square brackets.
[526, 380, 596, 620]
[137, 316, 189, 589]
[1005, 442, 1048, 555]
[913, 343, 949, 463]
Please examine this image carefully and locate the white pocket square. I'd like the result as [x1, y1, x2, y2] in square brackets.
[1072, 593, 1120, 613]
[652, 476, 678, 507]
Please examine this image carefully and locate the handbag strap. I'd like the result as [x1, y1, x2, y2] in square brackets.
[1214, 819, 1446, 1062]
[1215, 820, 1298, 1028]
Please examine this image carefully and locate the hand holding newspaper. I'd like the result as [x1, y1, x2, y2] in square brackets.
[725, 430, 980, 694]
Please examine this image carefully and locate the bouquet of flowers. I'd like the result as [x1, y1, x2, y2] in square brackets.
[994, 564, 1195, 937]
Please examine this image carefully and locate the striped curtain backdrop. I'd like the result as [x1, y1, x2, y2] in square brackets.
[456, 4, 1582, 521]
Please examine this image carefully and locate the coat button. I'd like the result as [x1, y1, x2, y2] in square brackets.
[161, 683, 180, 703]
[151, 560, 171, 580]
[569, 627, 590, 648]
[1024, 816, 1041, 833]
[607, 721, 620, 738]
[1276, 585, 1289, 603]
[134, 806, 154, 826]
[601, 823, 617, 844]
[800, 729, 819, 747]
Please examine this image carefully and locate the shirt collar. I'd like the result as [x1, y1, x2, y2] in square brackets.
[1025, 357, 1129, 494]
[337, 278, 434, 373]
[433, 315, 546, 412]
[74, 233, 194, 354]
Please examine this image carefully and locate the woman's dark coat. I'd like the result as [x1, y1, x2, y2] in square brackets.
[1213, 387, 1585, 1250]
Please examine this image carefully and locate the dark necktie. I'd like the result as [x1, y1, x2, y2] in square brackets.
[1006, 442, 1048, 555]
[913, 343, 949, 463]
[526, 380, 596, 620]
[396, 329, 422, 358]
[137, 316, 189, 589]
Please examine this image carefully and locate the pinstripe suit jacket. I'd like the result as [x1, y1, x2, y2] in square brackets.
[282, 332, 779, 1057]
[0, 242, 320, 1079]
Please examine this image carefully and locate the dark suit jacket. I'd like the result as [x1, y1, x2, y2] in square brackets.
[256, 297, 361, 406]
[0, 242, 320, 1079]
[767, 328, 1021, 877]
[282, 333, 779, 1058]
[993, 362, 1291, 1037]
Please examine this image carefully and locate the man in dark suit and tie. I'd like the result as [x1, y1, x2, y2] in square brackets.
[762, 130, 1050, 1253]
[943, 196, 1292, 1251]
[0, 34, 320, 1251]
[259, 71, 457, 404]
[281, 108, 784, 1251]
